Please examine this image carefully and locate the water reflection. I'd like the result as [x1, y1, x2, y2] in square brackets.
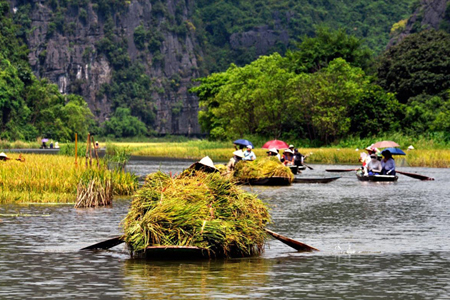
[123, 258, 273, 299]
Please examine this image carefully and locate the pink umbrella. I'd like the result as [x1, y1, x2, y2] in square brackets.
[372, 140, 400, 148]
[262, 139, 289, 149]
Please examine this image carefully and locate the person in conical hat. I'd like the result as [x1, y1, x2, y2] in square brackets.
[189, 156, 217, 173]
[266, 148, 281, 161]
[282, 149, 294, 165]
[0, 152, 9, 161]
[227, 150, 244, 172]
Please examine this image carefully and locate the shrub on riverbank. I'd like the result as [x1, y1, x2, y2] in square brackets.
[122, 170, 271, 258]
[0, 154, 138, 204]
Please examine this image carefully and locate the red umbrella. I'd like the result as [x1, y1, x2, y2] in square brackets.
[372, 140, 400, 148]
[262, 139, 289, 149]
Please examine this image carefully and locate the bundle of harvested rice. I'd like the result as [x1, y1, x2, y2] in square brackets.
[122, 170, 270, 258]
[233, 157, 294, 183]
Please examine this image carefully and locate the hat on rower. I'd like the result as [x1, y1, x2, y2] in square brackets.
[289, 144, 294, 148]
[284, 149, 293, 154]
[246, 145, 253, 149]
[198, 156, 216, 169]
[233, 150, 244, 158]
[267, 148, 278, 154]
[0, 152, 7, 158]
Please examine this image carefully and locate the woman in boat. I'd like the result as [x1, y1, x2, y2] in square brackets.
[282, 149, 295, 166]
[267, 148, 281, 161]
[227, 150, 244, 172]
[366, 154, 382, 175]
[381, 150, 396, 175]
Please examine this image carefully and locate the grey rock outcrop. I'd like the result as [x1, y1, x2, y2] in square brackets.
[388, 0, 449, 48]
[12, 0, 202, 135]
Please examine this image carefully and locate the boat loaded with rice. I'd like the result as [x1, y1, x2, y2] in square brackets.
[121, 169, 271, 259]
[230, 157, 295, 186]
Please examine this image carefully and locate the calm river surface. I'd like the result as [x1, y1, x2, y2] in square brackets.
[1, 160, 449, 299]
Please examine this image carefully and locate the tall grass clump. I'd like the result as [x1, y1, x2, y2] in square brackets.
[122, 170, 271, 258]
[75, 169, 113, 208]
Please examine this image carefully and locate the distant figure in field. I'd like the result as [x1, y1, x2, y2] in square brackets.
[50, 141, 54, 149]
[0, 152, 10, 161]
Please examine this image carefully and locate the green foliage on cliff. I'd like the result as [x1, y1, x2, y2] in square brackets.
[192, 0, 414, 73]
[0, 0, 93, 141]
[377, 29, 450, 135]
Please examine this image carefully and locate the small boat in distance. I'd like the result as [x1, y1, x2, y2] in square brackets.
[293, 176, 341, 184]
[356, 171, 398, 182]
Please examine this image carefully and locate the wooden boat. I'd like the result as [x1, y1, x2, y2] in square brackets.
[293, 176, 341, 184]
[289, 165, 306, 174]
[356, 172, 398, 182]
[133, 246, 211, 260]
[244, 176, 292, 186]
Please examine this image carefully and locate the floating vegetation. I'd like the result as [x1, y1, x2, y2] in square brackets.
[231, 157, 294, 184]
[122, 170, 271, 258]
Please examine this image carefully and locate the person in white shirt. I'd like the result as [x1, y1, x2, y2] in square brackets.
[242, 145, 256, 161]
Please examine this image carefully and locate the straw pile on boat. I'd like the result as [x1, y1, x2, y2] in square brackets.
[121, 170, 271, 258]
[233, 157, 294, 183]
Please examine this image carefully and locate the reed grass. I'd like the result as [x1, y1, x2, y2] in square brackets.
[0, 154, 138, 204]
[122, 170, 271, 258]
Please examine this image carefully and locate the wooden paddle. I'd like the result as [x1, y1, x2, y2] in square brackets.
[265, 229, 319, 252]
[325, 168, 359, 172]
[396, 170, 434, 181]
[303, 163, 314, 170]
[81, 236, 124, 250]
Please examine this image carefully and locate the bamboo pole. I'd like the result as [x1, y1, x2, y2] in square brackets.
[85, 133, 90, 168]
[75, 133, 78, 167]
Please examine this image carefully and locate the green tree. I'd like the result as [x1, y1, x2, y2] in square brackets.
[286, 27, 374, 74]
[377, 30, 450, 104]
[103, 107, 147, 138]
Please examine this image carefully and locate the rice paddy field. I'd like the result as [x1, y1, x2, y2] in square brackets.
[0, 154, 138, 204]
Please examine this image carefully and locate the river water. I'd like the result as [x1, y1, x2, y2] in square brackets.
[1, 160, 449, 299]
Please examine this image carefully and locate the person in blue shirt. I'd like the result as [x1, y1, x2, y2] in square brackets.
[242, 145, 256, 161]
[381, 150, 396, 175]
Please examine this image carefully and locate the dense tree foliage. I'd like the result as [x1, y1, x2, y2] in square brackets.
[377, 29, 450, 135]
[191, 29, 405, 143]
[377, 30, 450, 104]
[0, 0, 93, 141]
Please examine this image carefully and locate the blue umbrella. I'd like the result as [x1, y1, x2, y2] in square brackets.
[233, 139, 254, 148]
[383, 147, 406, 155]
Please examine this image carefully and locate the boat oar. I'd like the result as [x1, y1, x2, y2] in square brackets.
[396, 170, 434, 181]
[325, 168, 358, 172]
[303, 163, 314, 170]
[81, 236, 124, 250]
[264, 229, 319, 252]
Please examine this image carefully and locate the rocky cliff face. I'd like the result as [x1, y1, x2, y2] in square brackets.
[388, 0, 450, 48]
[11, 0, 202, 135]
